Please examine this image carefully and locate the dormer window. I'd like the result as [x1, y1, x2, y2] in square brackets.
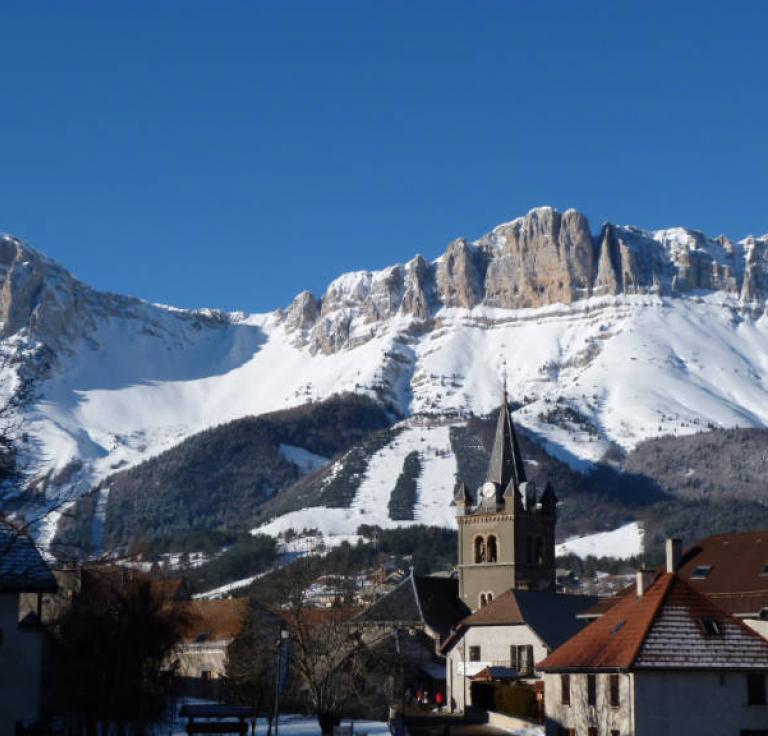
[700, 618, 723, 636]
[691, 565, 712, 580]
[761, 563, 768, 576]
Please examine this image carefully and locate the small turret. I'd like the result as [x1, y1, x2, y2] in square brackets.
[452, 482, 472, 516]
[539, 481, 557, 516]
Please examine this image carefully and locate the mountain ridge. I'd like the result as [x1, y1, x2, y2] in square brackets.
[0, 206, 766, 548]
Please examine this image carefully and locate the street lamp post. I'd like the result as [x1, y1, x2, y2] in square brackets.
[273, 623, 289, 736]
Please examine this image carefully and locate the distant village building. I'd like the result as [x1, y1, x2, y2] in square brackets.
[172, 598, 251, 698]
[538, 557, 768, 736]
[0, 524, 57, 736]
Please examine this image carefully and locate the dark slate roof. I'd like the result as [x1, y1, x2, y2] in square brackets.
[0, 524, 57, 593]
[353, 574, 469, 642]
[486, 391, 526, 491]
[441, 589, 598, 654]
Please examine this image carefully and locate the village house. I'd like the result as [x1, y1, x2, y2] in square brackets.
[172, 597, 253, 698]
[440, 588, 598, 712]
[0, 523, 57, 736]
[537, 555, 768, 736]
[582, 532, 768, 643]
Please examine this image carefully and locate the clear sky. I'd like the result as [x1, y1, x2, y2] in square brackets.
[1, 1, 766, 313]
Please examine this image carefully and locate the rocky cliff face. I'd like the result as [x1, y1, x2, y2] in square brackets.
[277, 207, 768, 354]
[0, 233, 230, 380]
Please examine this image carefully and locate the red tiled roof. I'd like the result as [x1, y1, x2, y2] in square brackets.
[179, 598, 249, 643]
[538, 573, 768, 672]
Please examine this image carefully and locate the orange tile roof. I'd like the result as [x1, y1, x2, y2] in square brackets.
[179, 598, 250, 643]
[538, 573, 768, 672]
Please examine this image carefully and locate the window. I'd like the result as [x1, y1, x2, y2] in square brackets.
[479, 593, 487, 608]
[587, 674, 597, 706]
[611, 620, 626, 635]
[747, 673, 767, 706]
[487, 535, 498, 562]
[588, 729, 598, 736]
[519, 645, 533, 675]
[560, 674, 570, 706]
[474, 536, 486, 563]
[691, 565, 712, 579]
[610, 731, 621, 736]
[469, 646, 481, 662]
[700, 617, 723, 636]
[487, 592, 493, 603]
[762, 563, 768, 576]
[609, 674, 620, 707]
[201, 670, 212, 682]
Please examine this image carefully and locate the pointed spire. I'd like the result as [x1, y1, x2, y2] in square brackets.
[540, 481, 557, 516]
[486, 379, 527, 491]
[452, 481, 472, 506]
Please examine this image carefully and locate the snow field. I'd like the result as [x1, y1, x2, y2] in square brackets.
[555, 521, 644, 559]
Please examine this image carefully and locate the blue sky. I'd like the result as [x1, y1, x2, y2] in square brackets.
[1, 1, 766, 312]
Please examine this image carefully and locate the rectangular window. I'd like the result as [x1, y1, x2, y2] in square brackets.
[587, 673, 597, 706]
[469, 646, 481, 662]
[611, 731, 620, 736]
[561, 674, 570, 706]
[519, 645, 534, 675]
[609, 673, 620, 707]
[201, 670, 212, 682]
[747, 673, 767, 706]
[588, 728, 598, 736]
[691, 565, 712, 579]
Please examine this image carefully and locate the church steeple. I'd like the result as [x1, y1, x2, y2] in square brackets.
[486, 379, 526, 492]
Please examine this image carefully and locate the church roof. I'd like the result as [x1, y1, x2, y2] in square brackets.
[440, 589, 598, 654]
[0, 523, 57, 593]
[538, 573, 768, 672]
[486, 390, 526, 491]
[353, 573, 469, 642]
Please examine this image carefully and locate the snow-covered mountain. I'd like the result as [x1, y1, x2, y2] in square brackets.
[2, 206, 768, 546]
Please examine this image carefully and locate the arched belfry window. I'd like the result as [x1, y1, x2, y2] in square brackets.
[474, 536, 486, 563]
[479, 593, 487, 608]
[487, 535, 498, 563]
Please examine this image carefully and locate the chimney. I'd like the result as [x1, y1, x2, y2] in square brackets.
[636, 566, 655, 597]
[665, 538, 683, 573]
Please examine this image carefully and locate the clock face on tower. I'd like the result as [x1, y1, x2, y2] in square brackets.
[481, 482, 497, 500]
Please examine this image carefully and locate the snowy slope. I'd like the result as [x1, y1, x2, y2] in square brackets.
[555, 522, 644, 559]
[253, 422, 459, 544]
[0, 209, 767, 551]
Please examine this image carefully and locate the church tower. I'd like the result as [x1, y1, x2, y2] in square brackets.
[454, 385, 557, 610]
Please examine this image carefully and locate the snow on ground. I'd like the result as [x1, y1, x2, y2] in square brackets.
[253, 422, 458, 545]
[279, 444, 329, 474]
[155, 703, 389, 736]
[555, 521, 644, 559]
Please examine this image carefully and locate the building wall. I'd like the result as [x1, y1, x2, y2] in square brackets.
[543, 671, 633, 736]
[744, 617, 768, 641]
[173, 640, 230, 679]
[446, 624, 547, 712]
[0, 592, 44, 736]
[634, 670, 768, 736]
